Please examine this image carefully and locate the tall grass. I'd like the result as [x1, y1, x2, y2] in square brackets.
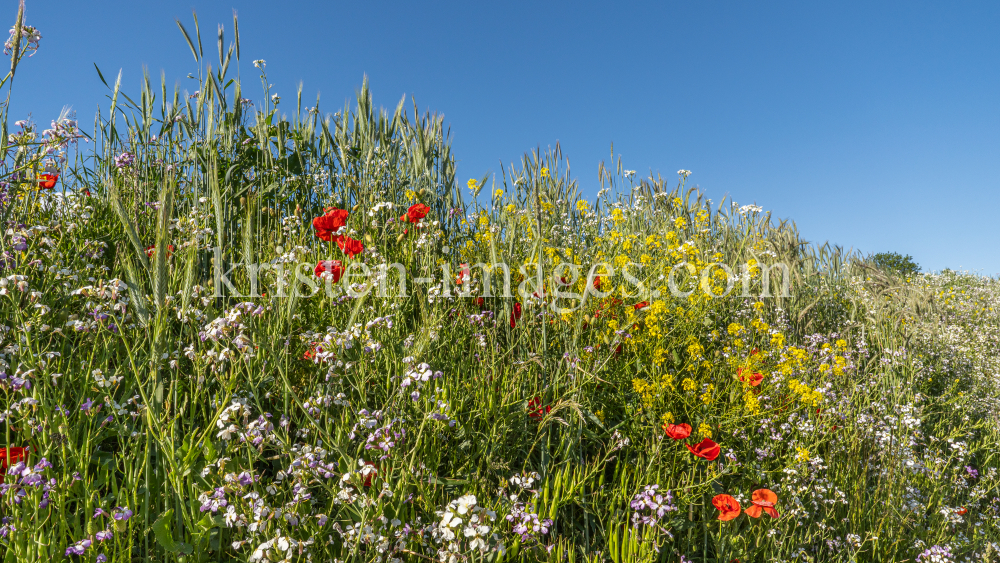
[0, 11, 998, 563]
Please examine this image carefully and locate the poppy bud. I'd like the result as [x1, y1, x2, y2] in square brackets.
[352, 203, 362, 212]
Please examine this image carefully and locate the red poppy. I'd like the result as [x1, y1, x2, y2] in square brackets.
[663, 423, 692, 440]
[362, 461, 377, 487]
[957, 507, 968, 516]
[336, 236, 365, 258]
[527, 397, 551, 421]
[145, 244, 175, 258]
[456, 263, 470, 285]
[737, 368, 763, 387]
[38, 173, 58, 189]
[510, 302, 522, 328]
[593, 276, 602, 290]
[745, 489, 779, 518]
[313, 208, 350, 241]
[0, 447, 27, 484]
[712, 494, 741, 521]
[400, 203, 431, 224]
[750, 348, 759, 356]
[475, 297, 485, 309]
[633, 301, 649, 310]
[685, 437, 721, 461]
[303, 344, 318, 361]
[314, 260, 344, 283]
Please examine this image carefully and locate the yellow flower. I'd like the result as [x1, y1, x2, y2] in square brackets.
[467, 178, 478, 191]
[697, 423, 712, 438]
[611, 208, 624, 223]
[576, 200, 589, 212]
[795, 447, 810, 462]
[493, 188, 503, 199]
[404, 189, 416, 201]
[540, 167, 550, 178]
[505, 203, 515, 213]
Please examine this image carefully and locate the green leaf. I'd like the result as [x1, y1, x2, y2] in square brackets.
[152, 510, 194, 554]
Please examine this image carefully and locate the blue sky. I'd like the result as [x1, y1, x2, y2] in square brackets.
[11, 1, 1000, 274]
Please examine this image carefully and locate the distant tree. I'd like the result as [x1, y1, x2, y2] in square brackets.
[871, 252, 920, 277]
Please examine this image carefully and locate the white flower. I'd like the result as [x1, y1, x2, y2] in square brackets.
[253, 59, 266, 69]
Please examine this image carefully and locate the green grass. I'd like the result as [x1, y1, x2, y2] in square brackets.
[0, 10, 998, 563]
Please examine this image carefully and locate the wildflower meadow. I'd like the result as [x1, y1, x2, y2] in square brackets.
[1, 8, 999, 563]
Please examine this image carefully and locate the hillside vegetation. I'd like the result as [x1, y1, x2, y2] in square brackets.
[1, 11, 999, 563]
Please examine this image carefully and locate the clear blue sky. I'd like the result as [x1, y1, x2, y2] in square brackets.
[11, 1, 1000, 274]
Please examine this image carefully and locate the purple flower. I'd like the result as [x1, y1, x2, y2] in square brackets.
[112, 507, 133, 521]
[80, 398, 94, 413]
[95, 529, 113, 541]
[966, 466, 979, 479]
[34, 458, 51, 470]
[96, 555, 108, 563]
[114, 152, 135, 168]
[65, 539, 91, 556]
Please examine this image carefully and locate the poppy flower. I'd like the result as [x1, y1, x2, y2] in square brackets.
[400, 203, 431, 224]
[663, 423, 692, 440]
[0, 447, 27, 484]
[510, 302, 522, 328]
[685, 437, 721, 461]
[712, 494, 741, 521]
[957, 507, 968, 516]
[633, 301, 649, 310]
[745, 489, 779, 518]
[313, 208, 350, 241]
[145, 244, 175, 258]
[38, 173, 58, 189]
[456, 263, 470, 285]
[737, 368, 763, 387]
[314, 260, 344, 283]
[527, 397, 551, 421]
[303, 344, 318, 361]
[593, 276, 602, 290]
[336, 236, 365, 258]
[362, 461, 377, 487]
[475, 297, 485, 309]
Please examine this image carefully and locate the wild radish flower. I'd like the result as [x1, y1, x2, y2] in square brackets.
[5, 24, 41, 56]
[199, 488, 228, 512]
[916, 545, 954, 563]
[65, 539, 91, 556]
[630, 485, 677, 528]
[253, 59, 265, 69]
[113, 152, 135, 168]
